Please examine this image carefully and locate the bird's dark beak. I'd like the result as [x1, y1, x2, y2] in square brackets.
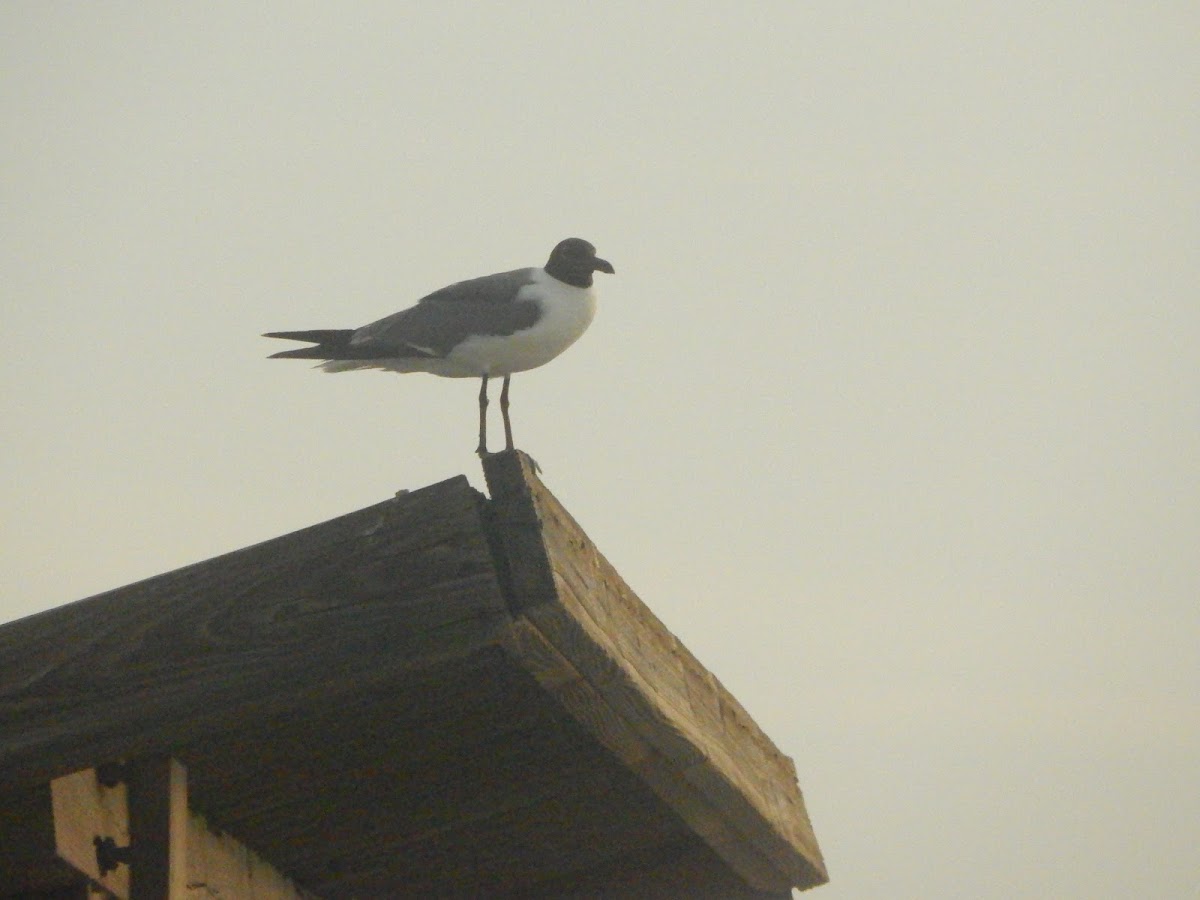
[593, 257, 615, 275]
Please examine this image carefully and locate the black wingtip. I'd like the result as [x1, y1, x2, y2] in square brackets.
[263, 328, 355, 345]
[267, 347, 328, 360]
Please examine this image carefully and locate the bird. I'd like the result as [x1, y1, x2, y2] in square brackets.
[264, 237, 614, 455]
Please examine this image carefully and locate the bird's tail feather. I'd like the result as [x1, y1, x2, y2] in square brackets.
[263, 329, 354, 360]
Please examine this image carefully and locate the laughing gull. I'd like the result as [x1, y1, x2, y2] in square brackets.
[264, 237, 614, 455]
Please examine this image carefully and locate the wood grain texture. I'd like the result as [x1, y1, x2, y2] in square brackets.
[3, 454, 823, 896]
[483, 450, 828, 892]
[0, 476, 511, 792]
[178, 650, 697, 897]
[498, 619, 790, 892]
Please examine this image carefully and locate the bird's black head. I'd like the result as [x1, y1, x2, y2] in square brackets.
[544, 238, 615, 288]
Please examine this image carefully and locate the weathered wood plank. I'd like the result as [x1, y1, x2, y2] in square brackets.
[482, 450, 828, 892]
[516, 834, 794, 899]
[4, 454, 824, 896]
[176, 651, 692, 896]
[51, 767, 129, 897]
[0, 476, 511, 791]
[498, 618, 792, 892]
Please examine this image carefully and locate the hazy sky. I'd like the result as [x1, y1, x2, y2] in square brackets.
[3, 4, 1197, 897]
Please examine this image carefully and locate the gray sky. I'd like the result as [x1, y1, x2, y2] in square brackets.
[2, 4, 1197, 897]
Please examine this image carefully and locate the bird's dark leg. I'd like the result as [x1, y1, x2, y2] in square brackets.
[476, 375, 489, 456]
[500, 375, 514, 451]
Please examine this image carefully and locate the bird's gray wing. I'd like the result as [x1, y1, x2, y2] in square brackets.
[351, 268, 542, 358]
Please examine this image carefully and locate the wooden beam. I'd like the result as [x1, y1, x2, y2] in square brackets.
[186, 814, 318, 899]
[482, 451, 828, 893]
[51, 767, 129, 897]
[0, 476, 511, 792]
[126, 756, 187, 899]
[38, 765, 317, 899]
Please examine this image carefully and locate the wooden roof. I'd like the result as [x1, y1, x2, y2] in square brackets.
[0, 451, 826, 897]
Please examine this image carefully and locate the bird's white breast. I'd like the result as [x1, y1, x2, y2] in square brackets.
[446, 270, 597, 377]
